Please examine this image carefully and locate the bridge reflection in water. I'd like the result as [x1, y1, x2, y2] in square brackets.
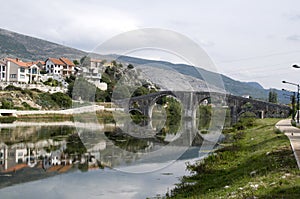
[0, 90, 291, 187]
[0, 118, 215, 187]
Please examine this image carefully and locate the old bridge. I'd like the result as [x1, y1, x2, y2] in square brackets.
[115, 91, 291, 125]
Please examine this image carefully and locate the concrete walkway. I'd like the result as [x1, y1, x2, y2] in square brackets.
[275, 119, 300, 169]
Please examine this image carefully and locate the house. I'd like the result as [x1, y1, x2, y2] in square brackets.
[45, 57, 75, 77]
[81, 58, 102, 80]
[34, 60, 46, 71]
[0, 60, 6, 81]
[0, 58, 41, 83]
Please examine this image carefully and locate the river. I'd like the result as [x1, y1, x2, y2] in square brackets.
[0, 121, 218, 199]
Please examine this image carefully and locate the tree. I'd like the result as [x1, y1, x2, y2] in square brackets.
[127, 64, 134, 69]
[268, 89, 278, 103]
[51, 92, 72, 109]
[73, 60, 79, 65]
[1, 99, 14, 109]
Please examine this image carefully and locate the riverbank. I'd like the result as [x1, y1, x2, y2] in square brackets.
[168, 118, 300, 198]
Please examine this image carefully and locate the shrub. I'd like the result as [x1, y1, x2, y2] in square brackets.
[1, 99, 14, 109]
[0, 116, 17, 123]
[51, 92, 72, 109]
[4, 85, 22, 91]
[36, 93, 57, 109]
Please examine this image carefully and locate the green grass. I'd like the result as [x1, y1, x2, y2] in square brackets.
[168, 118, 300, 199]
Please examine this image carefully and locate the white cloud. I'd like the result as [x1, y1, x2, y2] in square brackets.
[1, 0, 300, 89]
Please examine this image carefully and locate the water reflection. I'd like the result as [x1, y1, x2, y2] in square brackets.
[0, 119, 220, 198]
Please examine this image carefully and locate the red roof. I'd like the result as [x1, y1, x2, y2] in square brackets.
[5, 58, 35, 68]
[47, 58, 65, 65]
[34, 60, 46, 65]
[60, 57, 74, 66]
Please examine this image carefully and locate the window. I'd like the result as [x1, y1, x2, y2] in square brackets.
[2, 73, 5, 78]
[9, 152, 15, 157]
[28, 69, 31, 73]
[2, 66, 5, 71]
[20, 74, 25, 79]
[18, 152, 23, 156]
[10, 74, 17, 78]
[32, 68, 37, 74]
[51, 64, 54, 68]
[20, 67, 25, 73]
[55, 70, 57, 73]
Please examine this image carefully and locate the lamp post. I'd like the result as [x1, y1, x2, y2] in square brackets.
[282, 88, 296, 121]
[282, 81, 300, 124]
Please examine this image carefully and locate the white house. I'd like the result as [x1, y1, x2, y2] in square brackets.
[1, 58, 41, 83]
[0, 60, 6, 81]
[45, 57, 75, 77]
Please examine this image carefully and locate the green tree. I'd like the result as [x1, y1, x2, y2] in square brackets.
[73, 60, 79, 65]
[268, 89, 278, 103]
[127, 64, 134, 69]
[1, 99, 14, 109]
[132, 86, 149, 97]
[51, 92, 72, 109]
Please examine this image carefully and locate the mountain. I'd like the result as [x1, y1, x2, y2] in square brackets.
[115, 55, 290, 104]
[0, 28, 85, 60]
[0, 28, 290, 104]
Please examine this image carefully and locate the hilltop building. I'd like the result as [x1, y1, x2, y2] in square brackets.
[0, 58, 41, 83]
[45, 57, 75, 77]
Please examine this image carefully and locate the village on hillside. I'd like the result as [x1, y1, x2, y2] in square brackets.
[0, 57, 108, 93]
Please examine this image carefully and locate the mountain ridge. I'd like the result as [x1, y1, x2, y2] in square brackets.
[0, 28, 290, 104]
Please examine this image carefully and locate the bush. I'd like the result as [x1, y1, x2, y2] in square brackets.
[51, 92, 72, 109]
[21, 89, 34, 98]
[0, 116, 17, 123]
[21, 102, 39, 110]
[4, 85, 22, 91]
[37, 93, 57, 109]
[1, 99, 14, 109]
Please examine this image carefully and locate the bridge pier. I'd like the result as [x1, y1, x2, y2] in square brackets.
[230, 105, 238, 125]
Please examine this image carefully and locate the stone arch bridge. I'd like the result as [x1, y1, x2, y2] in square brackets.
[114, 91, 291, 124]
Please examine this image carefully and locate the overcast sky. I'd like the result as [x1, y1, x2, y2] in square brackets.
[1, 0, 300, 90]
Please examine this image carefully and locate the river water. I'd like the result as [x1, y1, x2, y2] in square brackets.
[0, 121, 217, 199]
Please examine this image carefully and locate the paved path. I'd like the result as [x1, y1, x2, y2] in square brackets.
[275, 119, 300, 169]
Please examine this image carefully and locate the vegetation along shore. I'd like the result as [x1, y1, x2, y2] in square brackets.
[167, 118, 300, 199]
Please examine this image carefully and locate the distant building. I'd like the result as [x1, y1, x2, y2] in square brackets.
[0, 58, 41, 83]
[81, 58, 103, 81]
[45, 57, 75, 77]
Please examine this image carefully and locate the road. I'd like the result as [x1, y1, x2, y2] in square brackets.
[275, 119, 300, 169]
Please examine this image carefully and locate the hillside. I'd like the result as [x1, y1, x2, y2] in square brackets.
[116, 55, 289, 104]
[0, 28, 85, 60]
[0, 28, 289, 104]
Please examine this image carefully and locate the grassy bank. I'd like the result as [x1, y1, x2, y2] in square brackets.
[0, 111, 116, 123]
[168, 118, 300, 199]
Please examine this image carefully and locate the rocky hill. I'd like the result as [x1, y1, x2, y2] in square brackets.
[0, 28, 85, 60]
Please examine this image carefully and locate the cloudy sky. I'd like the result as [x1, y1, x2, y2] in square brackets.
[1, 0, 300, 89]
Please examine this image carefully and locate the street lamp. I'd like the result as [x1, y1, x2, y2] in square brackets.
[282, 88, 296, 121]
[282, 81, 300, 123]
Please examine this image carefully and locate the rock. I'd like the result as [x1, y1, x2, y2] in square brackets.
[250, 170, 257, 177]
[224, 185, 230, 189]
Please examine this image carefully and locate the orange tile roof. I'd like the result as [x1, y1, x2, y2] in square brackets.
[60, 57, 74, 66]
[34, 60, 46, 65]
[47, 58, 65, 65]
[6, 58, 35, 68]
